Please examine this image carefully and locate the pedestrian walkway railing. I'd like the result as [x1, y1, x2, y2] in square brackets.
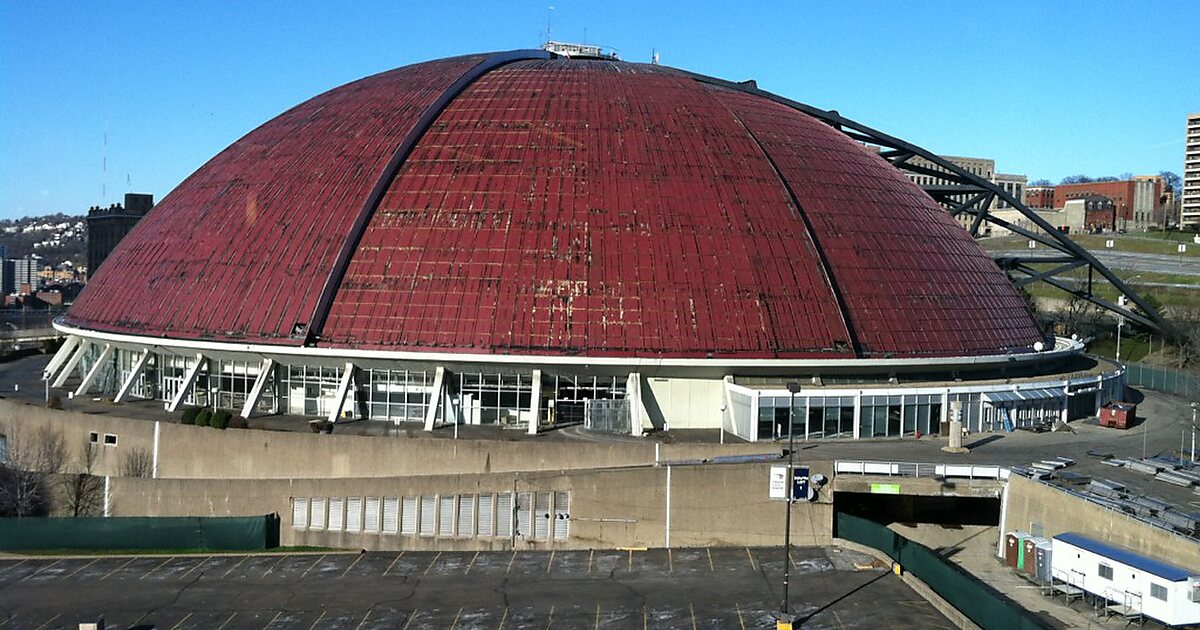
[834, 460, 1010, 480]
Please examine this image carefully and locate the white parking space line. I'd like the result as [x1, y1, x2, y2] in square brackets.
[383, 551, 405, 576]
[140, 556, 174, 580]
[340, 553, 364, 578]
[306, 610, 326, 630]
[220, 556, 249, 579]
[63, 557, 99, 580]
[422, 552, 441, 576]
[177, 556, 211, 581]
[100, 557, 137, 580]
[216, 612, 237, 630]
[354, 609, 372, 630]
[168, 612, 193, 630]
[262, 610, 282, 629]
[260, 555, 286, 578]
[300, 555, 325, 578]
[32, 614, 60, 630]
[20, 559, 60, 582]
[0, 559, 27, 576]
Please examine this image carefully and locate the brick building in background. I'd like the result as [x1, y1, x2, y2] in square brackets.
[1026, 186, 1055, 209]
[1052, 176, 1165, 230]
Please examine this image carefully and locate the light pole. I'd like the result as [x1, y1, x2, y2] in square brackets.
[1191, 402, 1197, 464]
[781, 381, 802, 624]
[1115, 295, 1127, 362]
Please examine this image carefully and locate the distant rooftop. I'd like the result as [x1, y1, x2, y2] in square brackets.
[542, 40, 619, 60]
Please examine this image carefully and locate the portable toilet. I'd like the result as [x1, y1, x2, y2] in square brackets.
[1034, 539, 1053, 582]
[1004, 531, 1025, 568]
[1023, 536, 1047, 576]
[1016, 532, 1031, 571]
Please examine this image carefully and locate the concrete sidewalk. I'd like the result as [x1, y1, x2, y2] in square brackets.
[892, 523, 1130, 629]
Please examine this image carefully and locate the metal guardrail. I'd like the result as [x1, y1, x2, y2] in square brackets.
[834, 460, 1010, 480]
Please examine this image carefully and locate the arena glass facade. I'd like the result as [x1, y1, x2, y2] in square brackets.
[48, 325, 1119, 441]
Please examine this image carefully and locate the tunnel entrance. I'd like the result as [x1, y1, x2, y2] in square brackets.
[833, 491, 1001, 532]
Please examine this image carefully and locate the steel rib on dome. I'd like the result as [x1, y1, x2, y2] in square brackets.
[66, 51, 1045, 360]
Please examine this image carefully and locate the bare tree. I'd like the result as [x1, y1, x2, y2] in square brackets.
[1166, 307, 1200, 369]
[1053, 293, 1104, 338]
[62, 440, 104, 517]
[0, 425, 67, 517]
[119, 447, 153, 478]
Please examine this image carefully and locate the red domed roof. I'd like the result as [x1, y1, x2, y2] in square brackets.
[68, 51, 1042, 359]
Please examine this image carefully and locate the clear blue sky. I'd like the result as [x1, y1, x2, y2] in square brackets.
[1, 1, 1196, 219]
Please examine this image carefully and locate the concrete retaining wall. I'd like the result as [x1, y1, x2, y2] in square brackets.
[109, 462, 835, 551]
[1002, 474, 1200, 569]
[0, 400, 776, 480]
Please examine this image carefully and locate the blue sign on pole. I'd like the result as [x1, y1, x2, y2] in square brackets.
[791, 466, 809, 501]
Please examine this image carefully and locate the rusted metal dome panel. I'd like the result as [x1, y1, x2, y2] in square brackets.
[67, 53, 1043, 359]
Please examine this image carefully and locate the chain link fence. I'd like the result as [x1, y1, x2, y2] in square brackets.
[1124, 362, 1200, 401]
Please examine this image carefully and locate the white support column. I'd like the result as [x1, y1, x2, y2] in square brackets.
[168, 353, 206, 413]
[51, 339, 90, 388]
[424, 366, 446, 432]
[852, 390, 862, 439]
[527, 369, 542, 435]
[627, 372, 642, 437]
[328, 361, 356, 423]
[152, 420, 160, 479]
[239, 358, 275, 419]
[74, 343, 114, 397]
[722, 376, 735, 441]
[1060, 381, 1070, 424]
[114, 348, 151, 403]
[43, 335, 81, 381]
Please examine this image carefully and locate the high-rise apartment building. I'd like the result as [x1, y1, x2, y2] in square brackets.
[1184, 113, 1200, 228]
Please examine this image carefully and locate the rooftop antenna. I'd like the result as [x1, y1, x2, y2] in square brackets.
[652, 49, 660, 65]
[544, 5, 554, 45]
[102, 130, 107, 201]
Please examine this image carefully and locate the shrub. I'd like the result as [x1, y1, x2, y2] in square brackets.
[195, 409, 211, 427]
[46, 395, 62, 410]
[228, 415, 249, 429]
[181, 407, 200, 425]
[211, 409, 231, 430]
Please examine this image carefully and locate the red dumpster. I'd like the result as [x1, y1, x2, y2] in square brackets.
[1100, 402, 1135, 429]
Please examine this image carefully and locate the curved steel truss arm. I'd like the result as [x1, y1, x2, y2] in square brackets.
[674, 70, 1170, 335]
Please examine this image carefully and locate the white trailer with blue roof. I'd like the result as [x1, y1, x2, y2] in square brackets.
[1051, 532, 1200, 626]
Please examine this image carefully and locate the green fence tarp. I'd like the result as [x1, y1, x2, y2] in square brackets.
[1124, 362, 1200, 400]
[836, 512, 1048, 630]
[0, 514, 279, 551]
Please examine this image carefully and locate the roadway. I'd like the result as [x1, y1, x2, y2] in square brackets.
[993, 249, 1200, 277]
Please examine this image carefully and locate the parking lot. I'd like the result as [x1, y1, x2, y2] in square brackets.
[0, 546, 953, 629]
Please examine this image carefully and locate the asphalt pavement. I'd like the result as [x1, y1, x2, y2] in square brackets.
[0, 546, 954, 630]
